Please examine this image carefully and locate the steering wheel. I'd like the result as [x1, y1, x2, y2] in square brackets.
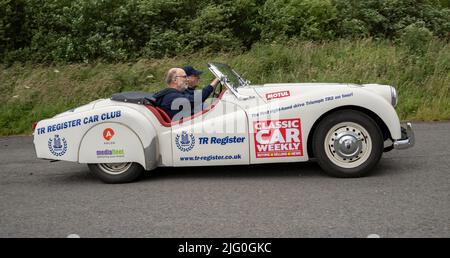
[211, 79, 223, 99]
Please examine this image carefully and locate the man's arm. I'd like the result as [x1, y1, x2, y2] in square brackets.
[183, 79, 218, 103]
[198, 78, 220, 102]
[200, 85, 214, 101]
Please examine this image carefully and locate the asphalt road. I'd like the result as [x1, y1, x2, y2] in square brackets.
[0, 122, 449, 238]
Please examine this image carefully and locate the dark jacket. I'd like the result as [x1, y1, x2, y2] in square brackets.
[154, 85, 213, 120]
[184, 87, 195, 96]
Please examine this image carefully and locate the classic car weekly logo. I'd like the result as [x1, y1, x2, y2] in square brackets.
[176, 131, 196, 152]
[253, 118, 303, 158]
[48, 135, 67, 156]
[265, 90, 290, 101]
[103, 128, 115, 141]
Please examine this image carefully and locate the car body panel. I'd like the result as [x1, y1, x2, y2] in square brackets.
[232, 84, 400, 164]
[171, 98, 249, 166]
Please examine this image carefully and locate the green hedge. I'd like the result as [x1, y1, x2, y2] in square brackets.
[1, 0, 449, 64]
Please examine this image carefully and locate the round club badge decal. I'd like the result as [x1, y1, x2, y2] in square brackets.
[175, 131, 195, 152]
[48, 135, 68, 156]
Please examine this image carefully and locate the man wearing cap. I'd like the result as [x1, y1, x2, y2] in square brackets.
[183, 65, 203, 94]
[182, 65, 220, 113]
[154, 67, 219, 121]
[183, 65, 220, 94]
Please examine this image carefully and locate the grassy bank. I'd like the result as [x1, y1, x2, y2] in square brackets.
[1, 39, 449, 135]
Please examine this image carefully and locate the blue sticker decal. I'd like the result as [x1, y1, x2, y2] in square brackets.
[48, 135, 67, 156]
[176, 131, 195, 152]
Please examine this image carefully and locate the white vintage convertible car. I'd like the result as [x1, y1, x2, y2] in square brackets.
[33, 62, 414, 183]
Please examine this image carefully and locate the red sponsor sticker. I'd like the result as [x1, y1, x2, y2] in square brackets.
[265, 90, 290, 101]
[103, 128, 115, 141]
[253, 118, 303, 158]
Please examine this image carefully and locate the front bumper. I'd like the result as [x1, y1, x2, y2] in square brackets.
[393, 122, 415, 149]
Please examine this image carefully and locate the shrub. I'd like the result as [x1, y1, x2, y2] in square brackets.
[399, 22, 434, 55]
[0, 0, 449, 63]
[259, 0, 338, 42]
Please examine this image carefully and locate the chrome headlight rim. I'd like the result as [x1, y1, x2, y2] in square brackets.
[390, 86, 398, 107]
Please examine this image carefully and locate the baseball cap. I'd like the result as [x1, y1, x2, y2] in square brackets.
[182, 66, 203, 76]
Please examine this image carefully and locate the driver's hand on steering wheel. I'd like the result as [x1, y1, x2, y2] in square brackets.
[210, 78, 220, 88]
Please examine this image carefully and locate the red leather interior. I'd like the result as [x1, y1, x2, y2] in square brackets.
[145, 105, 172, 127]
[155, 106, 172, 123]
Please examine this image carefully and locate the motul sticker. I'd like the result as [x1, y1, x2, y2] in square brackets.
[253, 118, 303, 158]
[265, 90, 290, 101]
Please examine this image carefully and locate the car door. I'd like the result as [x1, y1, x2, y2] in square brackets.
[171, 96, 249, 166]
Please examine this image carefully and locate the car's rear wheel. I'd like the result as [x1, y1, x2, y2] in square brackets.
[88, 162, 143, 183]
[312, 110, 383, 178]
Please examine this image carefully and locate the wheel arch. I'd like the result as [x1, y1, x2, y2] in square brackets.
[76, 105, 160, 171]
[78, 122, 147, 168]
[306, 105, 391, 158]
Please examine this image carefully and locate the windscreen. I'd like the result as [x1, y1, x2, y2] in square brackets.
[208, 62, 246, 88]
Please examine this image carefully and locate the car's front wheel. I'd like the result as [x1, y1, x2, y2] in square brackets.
[88, 162, 144, 183]
[312, 110, 384, 178]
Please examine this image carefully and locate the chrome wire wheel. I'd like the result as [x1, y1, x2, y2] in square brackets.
[324, 122, 372, 169]
[97, 162, 133, 175]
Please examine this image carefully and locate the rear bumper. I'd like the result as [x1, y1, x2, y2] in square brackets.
[393, 122, 415, 150]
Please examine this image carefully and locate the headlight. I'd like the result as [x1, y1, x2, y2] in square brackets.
[390, 86, 398, 107]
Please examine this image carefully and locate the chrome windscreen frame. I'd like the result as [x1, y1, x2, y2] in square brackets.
[208, 62, 254, 101]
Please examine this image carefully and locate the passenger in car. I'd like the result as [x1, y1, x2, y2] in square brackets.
[182, 65, 220, 112]
[154, 68, 219, 121]
[183, 65, 202, 93]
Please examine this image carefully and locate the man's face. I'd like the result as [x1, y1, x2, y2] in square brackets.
[187, 75, 200, 89]
[175, 71, 188, 90]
